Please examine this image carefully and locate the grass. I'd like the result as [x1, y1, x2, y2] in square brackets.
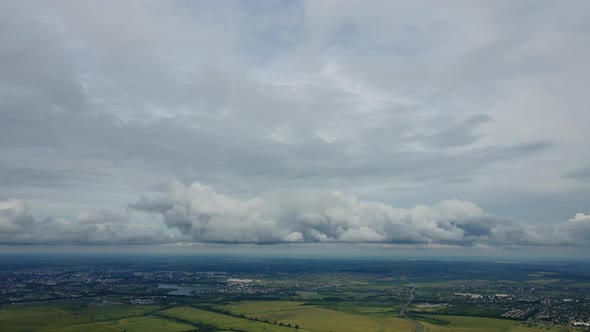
[0, 305, 90, 331]
[75, 304, 163, 321]
[219, 300, 413, 332]
[320, 301, 404, 317]
[159, 306, 297, 332]
[0, 302, 577, 332]
[45, 316, 195, 332]
[417, 315, 574, 332]
[0, 303, 192, 332]
[225, 299, 404, 318]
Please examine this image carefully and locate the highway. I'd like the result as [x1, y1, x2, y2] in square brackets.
[400, 285, 424, 332]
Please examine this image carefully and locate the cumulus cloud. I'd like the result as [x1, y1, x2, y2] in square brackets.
[0, 198, 175, 245]
[0, 199, 34, 234]
[129, 180, 590, 247]
[558, 213, 590, 245]
[2, 180, 589, 247]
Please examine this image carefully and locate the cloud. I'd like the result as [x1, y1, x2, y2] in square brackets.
[2, 180, 589, 247]
[407, 114, 493, 149]
[0, 198, 175, 245]
[0, 199, 34, 234]
[563, 165, 590, 179]
[129, 180, 589, 247]
[0, 0, 589, 239]
[558, 213, 590, 244]
[0, 3, 573, 194]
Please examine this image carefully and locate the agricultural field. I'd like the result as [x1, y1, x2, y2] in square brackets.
[0, 304, 194, 332]
[416, 315, 575, 332]
[0, 301, 412, 332]
[46, 316, 195, 332]
[0, 305, 90, 332]
[217, 301, 413, 332]
[0, 300, 584, 332]
[158, 306, 298, 332]
[1, 257, 589, 331]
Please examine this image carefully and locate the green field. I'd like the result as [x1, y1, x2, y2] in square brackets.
[0, 303, 195, 332]
[75, 304, 163, 321]
[218, 301, 413, 332]
[0, 301, 580, 332]
[159, 306, 298, 332]
[46, 316, 195, 332]
[417, 315, 574, 332]
[0, 305, 90, 332]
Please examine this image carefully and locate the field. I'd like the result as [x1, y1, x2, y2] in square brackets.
[158, 306, 298, 332]
[417, 315, 574, 332]
[217, 301, 413, 332]
[0, 301, 582, 332]
[46, 316, 195, 332]
[75, 304, 163, 320]
[0, 304, 194, 332]
[0, 302, 414, 332]
[0, 305, 90, 332]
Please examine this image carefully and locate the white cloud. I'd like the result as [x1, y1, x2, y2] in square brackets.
[129, 180, 590, 247]
[0, 198, 175, 245]
[0, 199, 34, 233]
[2, 180, 589, 247]
[558, 213, 590, 245]
[569, 213, 590, 222]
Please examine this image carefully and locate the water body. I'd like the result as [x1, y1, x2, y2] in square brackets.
[157, 284, 212, 296]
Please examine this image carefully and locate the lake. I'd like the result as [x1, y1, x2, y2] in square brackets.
[157, 283, 213, 296]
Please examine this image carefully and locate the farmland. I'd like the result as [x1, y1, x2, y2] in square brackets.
[0, 256, 588, 331]
[0, 301, 579, 332]
[416, 315, 574, 332]
[215, 301, 413, 332]
[0, 304, 193, 332]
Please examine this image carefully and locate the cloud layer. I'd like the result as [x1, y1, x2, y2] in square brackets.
[3, 180, 588, 247]
[130, 180, 589, 247]
[1, 1, 590, 250]
[0, 198, 175, 245]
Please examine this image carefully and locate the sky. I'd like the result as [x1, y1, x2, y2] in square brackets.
[1, 0, 590, 256]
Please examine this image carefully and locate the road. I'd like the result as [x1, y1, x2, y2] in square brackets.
[399, 285, 424, 332]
